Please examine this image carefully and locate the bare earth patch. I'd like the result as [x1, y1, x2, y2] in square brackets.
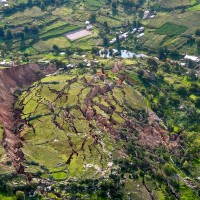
[65, 29, 92, 41]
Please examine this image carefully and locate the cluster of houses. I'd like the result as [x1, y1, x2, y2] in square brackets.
[0, 0, 7, 3]
[184, 55, 200, 63]
[0, 0, 8, 7]
[85, 21, 94, 31]
[0, 60, 15, 67]
[109, 27, 145, 45]
[143, 10, 157, 20]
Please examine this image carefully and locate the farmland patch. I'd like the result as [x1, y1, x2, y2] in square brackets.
[155, 22, 187, 36]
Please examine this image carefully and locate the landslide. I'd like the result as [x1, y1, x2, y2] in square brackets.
[0, 64, 57, 174]
[11, 67, 185, 199]
[18, 71, 176, 177]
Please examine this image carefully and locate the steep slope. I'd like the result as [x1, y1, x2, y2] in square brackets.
[0, 64, 57, 174]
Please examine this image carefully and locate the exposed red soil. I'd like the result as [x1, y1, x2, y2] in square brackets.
[0, 64, 57, 173]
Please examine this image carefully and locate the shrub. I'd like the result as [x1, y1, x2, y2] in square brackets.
[16, 191, 25, 200]
[176, 86, 188, 97]
[163, 163, 176, 176]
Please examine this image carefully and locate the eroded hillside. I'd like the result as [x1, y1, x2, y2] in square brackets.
[0, 64, 57, 174]
[16, 73, 172, 179]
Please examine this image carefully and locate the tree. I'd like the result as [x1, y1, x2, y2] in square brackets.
[65, 48, 73, 56]
[187, 70, 198, 81]
[30, 25, 39, 34]
[27, 0, 32, 7]
[40, 2, 46, 11]
[89, 13, 96, 23]
[158, 94, 167, 105]
[0, 26, 4, 38]
[162, 63, 171, 73]
[16, 191, 25, 200]
[176, 86, 188, 97]
[5, 29, 12, 40]
[163, 163, 176, 176]
[195, 29, 200, 36]
[19, 31, 25, 40]
[0, 44, 7, 58]
[52, 44, 60, 55]
[196, 38, 200, 53]
[103, 21, 109, 32]
[91, 46, 100, 55]
[158, 46, 167, 60]
[103, 37, 109, 47]
[195, 97, 200, 108]
[55, 0, 60, 7]
[147, 58, 158, 73]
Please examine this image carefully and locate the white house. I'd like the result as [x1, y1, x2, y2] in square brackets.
[143, 10, 150, 19]
[137, 33, 144, 38]
[130, 28, 137, 34]
[86, 25, 93, 31]
[85, 21, 90, 25]
[184, 55, 200, 62]
[138, 27, 145, 32]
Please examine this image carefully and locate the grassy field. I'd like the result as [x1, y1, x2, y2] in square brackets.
[188, 3, 200, 11]
[160, 0, 191, 8]
[33, 37, 71, 52]
[155, 22, 187, 36]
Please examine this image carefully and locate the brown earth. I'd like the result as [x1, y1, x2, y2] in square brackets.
[0, 64, 57, 174]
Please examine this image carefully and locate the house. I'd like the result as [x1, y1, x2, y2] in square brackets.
[138, 27, 145, 33]
[150, 15, 156, 19]
[180, 62, 186, 67]
[130, 28, 137, 34]
[184, 55, 200, 62]
[86, 25, 93, 31]
[110, 38, 116, 44]
[85, 21, 90, 25]
[143, 10, 150, 19]
[137, 33, 144, 39]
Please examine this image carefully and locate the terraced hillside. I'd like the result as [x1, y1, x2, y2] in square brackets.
[16, 72, 170, 178]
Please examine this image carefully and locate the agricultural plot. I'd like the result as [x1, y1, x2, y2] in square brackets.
[40, 24, 79, 39]
[138, 32, 167, 50]
[96, 15, 123, 28]
[33, 37, 71, 52]
[160, 0, 191, 9]
[142, 10, 200, 53]
[4, 6, 46, 26]
[145, 11, 200, 35]
[162, 36, 188, 50]
[52, 7, 90, 25]
[85, 0, 106, 10]
[65, 29, 92, 41]
[155, 22, 187, 36]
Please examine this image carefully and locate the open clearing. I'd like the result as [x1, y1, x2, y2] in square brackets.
[65, 29, 92, 41]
